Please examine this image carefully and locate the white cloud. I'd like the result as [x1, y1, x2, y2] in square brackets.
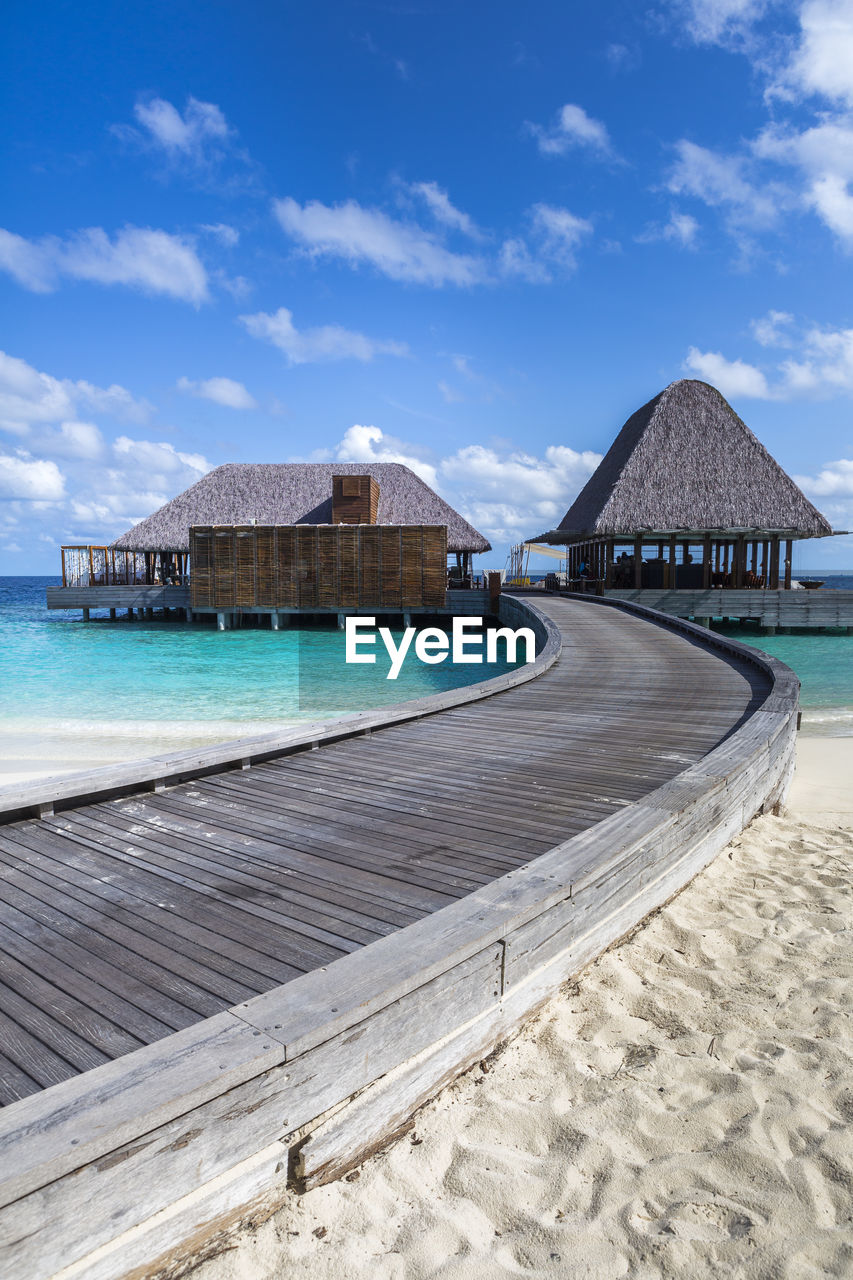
[636, 210, 700, 247]
[273, 196, 488, 286]
[0, 225, 209, 304]
[333, 425, 438, 488]
[687, 319, 853, 399]
[529, 204, 594, 270]
[113, 436, 209, 479]
[782, 324, 853, 392]
[200, 222, 240, 246]
[498, 237, 551, 283]
[529, 103, 614, 157]
[683, 346, 773, 397]
[406, 182, 483, 239]
[754, 118, 853, 246]
[177, 376, 258, 409]
[438, 380, 465, 404]
[794, 457, 853, 495]
[133, 96, 231, 157]
[677, 0, 768, 46]
[751, 309, 795, 346]
[45, 422, 104, 461]
[0, 229, 56, 292]
[667, 140, 784, 231]
[240, 306, 409, 364]
[440, 443, 602, 543]
[314, 424, 602, 546]
[0, 351, 151, 436]
[781, 0, 853, 107]
[0, 452, 65, 500]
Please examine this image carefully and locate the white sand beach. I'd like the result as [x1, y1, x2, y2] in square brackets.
[191, 737, 853, 1280]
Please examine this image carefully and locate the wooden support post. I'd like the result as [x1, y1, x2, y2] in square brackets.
[604, 538, 614, 588]
[127, 608, 134, 620]
[784, 539, 792, 589]
[337, 613, 346, 630]
[403, 612, 412, 628]
[668, 534, 677, 589]
[271, 613, 280, 631]
[82, 608, 90, 622]
[217, 611, 227, 631]
[109, 608, 116, 621]
[734, 536, 745, 589]
[770, 536, 780, 589]
[696, 616, 711, 629]
[702, 535, 711, 589]
[633, 536, 643, 588]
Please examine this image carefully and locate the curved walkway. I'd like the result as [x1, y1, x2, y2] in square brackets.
[0, 597, 769, 1105]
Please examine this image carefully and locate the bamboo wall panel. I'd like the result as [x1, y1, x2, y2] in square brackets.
[235, 530, 256, 608]
[380, 527, 402, 608]
[213, 531, 235, 608]
[338, 527, 359, 609]
[317, 528, 339, 608]
[423, 526, 448, 608]
[275, 527, 297, 608]
[359, 527, 380, 604]
[297, 527, 318, 609]
[401, 527, 423, 608]
[190, 525, 447, 610]
[255, 528, 275, 607]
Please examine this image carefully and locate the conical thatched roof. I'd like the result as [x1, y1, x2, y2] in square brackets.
[113, 462, 491, 554]
[534, 379, 832, 542]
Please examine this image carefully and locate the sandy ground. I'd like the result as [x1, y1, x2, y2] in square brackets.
[190, 738, 853, 1280]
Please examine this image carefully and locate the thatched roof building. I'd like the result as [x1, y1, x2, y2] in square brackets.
[534, 379, 831, 543]
[113, 462, 490, 554]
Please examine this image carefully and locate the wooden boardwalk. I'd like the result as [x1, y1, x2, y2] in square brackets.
[0, 597, 769, 1106]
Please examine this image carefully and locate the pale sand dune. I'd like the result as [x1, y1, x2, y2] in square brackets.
[187, 740, 853, 1279]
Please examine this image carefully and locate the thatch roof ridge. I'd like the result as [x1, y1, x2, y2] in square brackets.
[113, 461, 491, 553]
[534, 379, 832, 541]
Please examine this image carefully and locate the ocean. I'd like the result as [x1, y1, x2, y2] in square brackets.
[1, 574, 850, 785]
[713, 570, 853, 737]
[0, 577, 522, 784]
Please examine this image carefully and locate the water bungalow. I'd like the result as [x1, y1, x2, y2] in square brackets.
[48, 463, 493, 626]
[530, 379, 851, 630]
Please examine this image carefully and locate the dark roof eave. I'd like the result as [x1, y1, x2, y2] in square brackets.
[530, 526, 838, 544]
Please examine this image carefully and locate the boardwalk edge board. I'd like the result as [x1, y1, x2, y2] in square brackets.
[0, 597, 799, 1280]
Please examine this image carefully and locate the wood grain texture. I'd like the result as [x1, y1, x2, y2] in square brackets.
[0, 594, 798, 1280]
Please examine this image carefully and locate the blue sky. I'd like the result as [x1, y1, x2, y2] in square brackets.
[2, 0, 852, 574]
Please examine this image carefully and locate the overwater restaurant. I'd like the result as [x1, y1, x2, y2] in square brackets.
[530, 379, 835, 592]
[55, 463, 492, 622]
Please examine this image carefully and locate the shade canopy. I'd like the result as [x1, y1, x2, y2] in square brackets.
[533, 379, 832, 544]
[113, 462, 491, 554]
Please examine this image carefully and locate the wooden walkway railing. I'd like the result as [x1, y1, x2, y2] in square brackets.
[0, 594, 798, 1280]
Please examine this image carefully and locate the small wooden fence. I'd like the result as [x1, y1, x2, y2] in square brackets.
[190, 524, 448, 611]
[61, 547, 147, 588]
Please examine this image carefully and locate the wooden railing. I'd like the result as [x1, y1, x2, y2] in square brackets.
[61, 546, 148, 588]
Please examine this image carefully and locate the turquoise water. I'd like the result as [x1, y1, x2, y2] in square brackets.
[0, 578, 522, 782]
[715, 624, 853, 736]
[711, 568, 853, 737]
